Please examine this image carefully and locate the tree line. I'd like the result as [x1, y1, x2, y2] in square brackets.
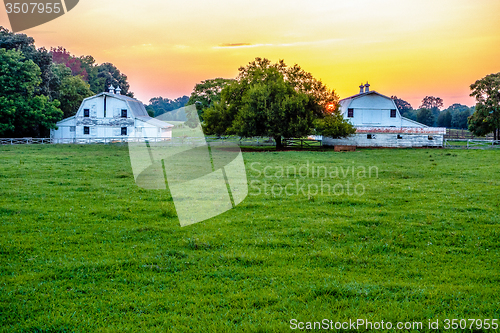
[392, 85, 500, 140]
[0, 27, 133, 137]
[391, 95, 474, 129]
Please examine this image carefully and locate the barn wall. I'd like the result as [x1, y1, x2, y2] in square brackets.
[323, 133, 444, 148]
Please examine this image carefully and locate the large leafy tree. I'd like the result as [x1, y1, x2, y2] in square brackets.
[202, 58, 355, 149]
[468, 73, 500, 140]
[0, 49, 62, 137]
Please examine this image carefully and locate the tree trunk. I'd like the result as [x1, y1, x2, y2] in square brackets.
[274, 136, 283, 150]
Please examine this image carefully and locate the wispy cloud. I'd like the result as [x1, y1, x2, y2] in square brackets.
[214, 43, 272, 49]
[214, 38, 343, 49]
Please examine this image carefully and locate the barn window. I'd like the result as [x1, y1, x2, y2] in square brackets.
[428, 135, 434, 140]
[121, 127, 127, 136]
[121, 109, 128, 118]
[390, 109, 397, 118]
[136, 127, 142, 133]
[347, 108, 354, 118]
[367, 134, 373, 139]
[397, 134, 403, 139]
[83, 126, 90, 135]
[83, 109, 90, 117]
[70, 126, 76, 132]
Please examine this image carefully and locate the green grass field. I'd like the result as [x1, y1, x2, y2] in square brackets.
[1, 145, 499, 332]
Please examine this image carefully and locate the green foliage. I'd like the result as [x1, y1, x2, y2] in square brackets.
[416, 108, 435, 127]
[50, 46, 133, 97]
[419, 96, 443, 111]
[468, 72, 500, 140]
[93, 62, 133, 97]
[437, 110, 452, 127]
[314, 110, 356, 138]
[231, 69, 314, 147]
[0, 27, 52, 96]
[147, 96, 189, 117]
[0, 48, 63, 137]
[58, 75, 94, 118]
[49, 63, 93, 118]
[202, 58, 352, 148]
[0, 145, 499, 331]
[391, 96, 413, 114]
[187, 78, 234, 119]
[400, 109, 417, 121]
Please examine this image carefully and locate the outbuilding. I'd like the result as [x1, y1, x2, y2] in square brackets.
[323, 84, 445, 148]
[50, 86, 173, 143]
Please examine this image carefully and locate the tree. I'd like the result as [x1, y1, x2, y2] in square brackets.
[187, 78, 234, 119]
[0, 49, 62, 137]
[147, 96, 189, 117]
[468, 73, 500, 140]
[437, 110, 452, 127]
[420, 96, 443, 111]
[202, 58, 354, 149]
[391, 96, 413, 114]
[95, 62, 133, 97]
[416, 108, 435, 127]
[49, 63, 93, 118]
[50, 46, 88, 79]
[0, 27, 53, 97]
[442, 104, 472, 129]
[58, 75, 94, 118]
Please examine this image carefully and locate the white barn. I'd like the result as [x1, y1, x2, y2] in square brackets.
[323, 84, 446, 148]
[51, 86, 174, 143]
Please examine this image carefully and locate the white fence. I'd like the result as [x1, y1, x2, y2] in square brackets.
[0, 137, 176, 145]
[444, 139, 500, 149]
[0, 136, 277, 146]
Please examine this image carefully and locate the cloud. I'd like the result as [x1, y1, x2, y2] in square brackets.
[214, 39, 343, 49]
[214, 43, 272, 49]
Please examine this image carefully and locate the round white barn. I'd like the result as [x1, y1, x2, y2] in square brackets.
[51, 87, 173, 143]
[322, 84, 446, 148]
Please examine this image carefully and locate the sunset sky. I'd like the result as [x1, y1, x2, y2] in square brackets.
[1, 0, 500, 108]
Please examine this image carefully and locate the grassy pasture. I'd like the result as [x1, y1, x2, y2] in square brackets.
[0, 145, 499, 332]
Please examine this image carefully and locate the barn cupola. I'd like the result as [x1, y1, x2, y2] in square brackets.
[115, 86, 121, 95]
[359, 84, 365, 94]
[108, 85, 115, 94]
[364, 82, 370, 93]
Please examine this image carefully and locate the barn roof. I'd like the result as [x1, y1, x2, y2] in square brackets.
[339, 90, 393, 103]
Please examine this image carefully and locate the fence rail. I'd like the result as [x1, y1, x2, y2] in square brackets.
[0, 136, 278, 146]
[444, 129, 495, 140]
[444, 139, 500, 149]
[283, 138, 322, 148]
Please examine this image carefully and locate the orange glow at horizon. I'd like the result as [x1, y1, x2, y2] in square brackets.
[1, 0, 499, 109]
